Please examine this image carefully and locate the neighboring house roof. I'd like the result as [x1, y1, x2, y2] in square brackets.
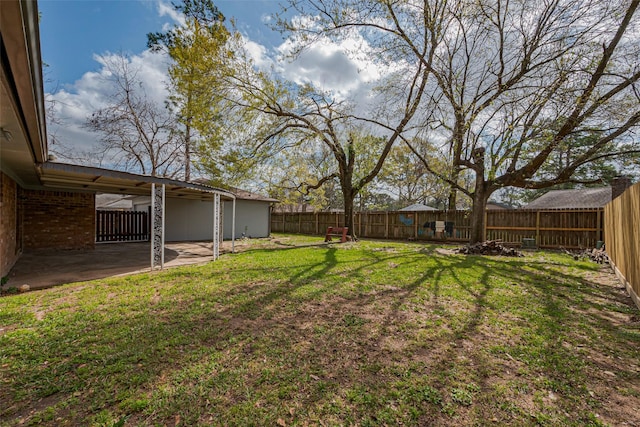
[524, 187, 612, 209]
[399, 203, 437, 211]
[486, 201, 513, 210]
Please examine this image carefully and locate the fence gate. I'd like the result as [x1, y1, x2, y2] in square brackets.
[96, 210, 150, 242]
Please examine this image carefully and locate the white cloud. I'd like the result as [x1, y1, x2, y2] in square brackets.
[270, 10, 412, 109]
[243, 37, 273, 70]
[275, 32, 388, 101]
[157, 0, 185, 27]
[281, 43, 361, 94]
[260, 14, 272, 24]
[45, 7, 399, 163]
[47, 50, 170, 161]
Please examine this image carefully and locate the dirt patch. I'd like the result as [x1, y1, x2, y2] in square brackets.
[3, 393, 66, 425]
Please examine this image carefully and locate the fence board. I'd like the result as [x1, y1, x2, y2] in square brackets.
[271, 208, 603, 249]
[96, 210, 149, 242]
[604, 183, 640, 310]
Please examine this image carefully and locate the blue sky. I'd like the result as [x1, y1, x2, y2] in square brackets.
[39, 0, 286, 92]
[40, 0, 378, 163]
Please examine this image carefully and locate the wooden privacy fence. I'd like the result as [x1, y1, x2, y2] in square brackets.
[604, 183, 640, 309]
[96, 210, 149, 242]
[271, 208, 604, 249]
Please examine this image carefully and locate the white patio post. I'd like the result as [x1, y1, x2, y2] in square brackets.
[150, 184, 154, 269]
[213, 193, 220, 260]
[232, 196, 236, 253]
[150, 183, 166, 270]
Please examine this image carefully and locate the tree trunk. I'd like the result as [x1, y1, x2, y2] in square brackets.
[343, 189, 356, 240]
[447, 186, 457, 210]
[468, 146, 490, 244]
[447, 166, 461, 210]
[469, 182, 489, 244]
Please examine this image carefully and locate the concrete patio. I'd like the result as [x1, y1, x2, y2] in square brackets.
[4, 241, 234, 290]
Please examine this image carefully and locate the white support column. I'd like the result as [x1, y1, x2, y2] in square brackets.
[161, 184, 165, 267]
[151, 183, 165, 270]
[151, 183, 155, 269]
[232, 197, 236, 253]
[213, 193, 220, 260]
[220, 200, 224, 246]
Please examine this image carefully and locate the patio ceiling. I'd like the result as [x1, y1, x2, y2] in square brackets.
[38, 162, 235, 200]
[0, 0, 47, 188]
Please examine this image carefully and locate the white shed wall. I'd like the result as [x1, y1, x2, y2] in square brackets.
[165, 198, 215, 242]
[224, 199, 271, 239]
[133, 197, 271, 241]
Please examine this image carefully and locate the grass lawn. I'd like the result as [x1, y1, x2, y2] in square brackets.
[1, 234, 639, 426]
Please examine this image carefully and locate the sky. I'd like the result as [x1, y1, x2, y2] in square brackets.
[39, 0, 286, 90]
[38, 0, 376, 165]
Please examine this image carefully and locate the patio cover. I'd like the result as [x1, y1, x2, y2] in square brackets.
[38, 162, 235, 201]
[37, 161, 237, 267]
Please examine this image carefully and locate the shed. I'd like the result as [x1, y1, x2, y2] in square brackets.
[129, 188, 278, 241]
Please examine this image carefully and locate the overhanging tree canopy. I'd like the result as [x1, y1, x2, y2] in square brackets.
[282, 0, 640, 243]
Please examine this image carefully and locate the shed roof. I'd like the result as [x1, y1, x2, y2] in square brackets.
[486, 201, 513, 210]
[227, 187, 279, 203]
[192, 180, 279, 202]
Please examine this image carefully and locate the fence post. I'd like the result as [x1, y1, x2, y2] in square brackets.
[536, 211, 541, 245]
[385, 212, 389, 239]
[414, 213, 418, 239]
[596, 209, 602, 242]
[298, 212, 302, 234]
[365, 212, 369, 237]
[483, 210, 488, 241]
[315, 212, 319, 235]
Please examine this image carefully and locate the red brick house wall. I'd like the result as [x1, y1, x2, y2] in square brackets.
[0, 172, 19, 277]
[21, 188, 95, 250]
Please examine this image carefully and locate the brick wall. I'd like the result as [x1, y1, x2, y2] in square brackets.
[21, 188, 95, 250]
[0, 172, 19, 277]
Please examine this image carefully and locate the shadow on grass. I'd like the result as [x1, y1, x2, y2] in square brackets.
[1, 242, 638, 426]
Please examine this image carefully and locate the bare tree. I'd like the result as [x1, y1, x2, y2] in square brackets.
[376, 142, 466, 210]
[403, 0, 640, 242]
[211, 66, 434, 236]
[85, 54, 184, 177]
[283, 0, 640, 242]
[199, 1, 450, 237]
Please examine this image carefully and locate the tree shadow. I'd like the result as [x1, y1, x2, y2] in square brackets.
[5, 243, 638, 425]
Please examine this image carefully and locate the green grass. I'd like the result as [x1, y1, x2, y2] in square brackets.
[1, 234, 638, 426]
